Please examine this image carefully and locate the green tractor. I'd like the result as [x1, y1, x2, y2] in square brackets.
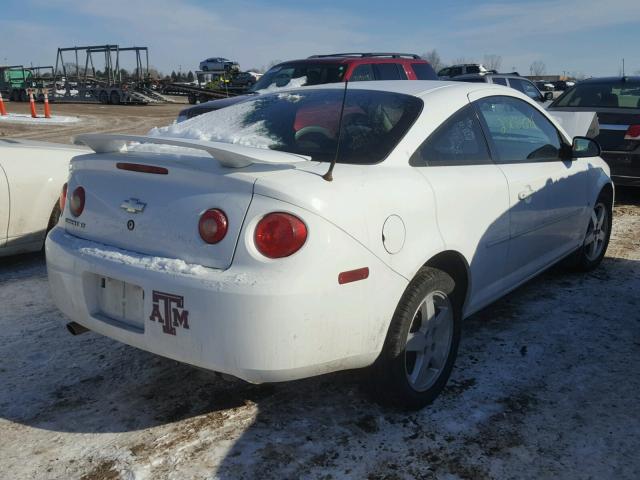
[0, 66, 36, 101]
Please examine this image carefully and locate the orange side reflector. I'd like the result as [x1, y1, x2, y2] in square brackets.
[338, 267, 369, 285]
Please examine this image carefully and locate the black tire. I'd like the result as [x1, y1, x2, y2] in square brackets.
[110, 91, 120, 105]
[188, 94, 197, 105]
[563, 190, 613, 271]
[370, 267, 461, 410]
[43, 203, 61, 250]
[19, 89, 28, 102]
[98, 90, 109, 104]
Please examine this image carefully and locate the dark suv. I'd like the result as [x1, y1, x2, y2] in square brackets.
[452, 73, 554, 103]
[176, 53, 437, 122]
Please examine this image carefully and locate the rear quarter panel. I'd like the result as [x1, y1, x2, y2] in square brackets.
[0, 142, 84, 251]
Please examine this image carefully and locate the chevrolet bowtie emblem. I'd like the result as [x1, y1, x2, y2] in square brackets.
[120, 198, 146, 214]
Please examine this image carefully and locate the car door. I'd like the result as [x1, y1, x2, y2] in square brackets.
[473, 94, 589, 284]
[348, 64, 375, 82]
[410, 104, 511, 313]
[0, 161, 8, 248]
[373, 63, 408, 80]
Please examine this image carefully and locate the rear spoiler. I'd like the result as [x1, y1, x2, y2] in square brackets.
[73, 133, 310, 168]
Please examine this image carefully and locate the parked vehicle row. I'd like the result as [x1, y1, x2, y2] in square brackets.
[177, 52, 437, 122]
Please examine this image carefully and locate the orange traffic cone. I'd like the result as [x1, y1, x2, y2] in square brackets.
[29, 90, 37, 118]
[0, 92, 7, 116]
[43, 90, 51, 119]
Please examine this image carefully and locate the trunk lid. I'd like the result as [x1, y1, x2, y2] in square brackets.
[596, 111, 640, 152]
[65, 151, 256, 270]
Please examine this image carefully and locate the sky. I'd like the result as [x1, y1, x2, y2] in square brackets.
[1, 0, 638, 77]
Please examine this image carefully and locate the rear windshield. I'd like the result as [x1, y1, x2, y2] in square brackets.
[159, 89, 423, 165]
[411, 63, 438, 80]
[251, 63, 347, 91]
[552, 81, 640, 109]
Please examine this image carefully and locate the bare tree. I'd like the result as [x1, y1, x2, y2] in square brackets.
[530, 60, 546, 76]
[422, 49, 445, 72]
[483, 54, 502, 71]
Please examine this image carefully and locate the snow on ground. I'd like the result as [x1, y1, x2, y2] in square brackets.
[0, 113, 80, 125]
[1, 194, 639, 480]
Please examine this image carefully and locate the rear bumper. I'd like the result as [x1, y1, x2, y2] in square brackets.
[602, 151, 640, 186]
[46, 227, 406, 383]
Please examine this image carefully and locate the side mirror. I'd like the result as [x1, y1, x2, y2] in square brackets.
[544, 91, 554, 101]
[572, 136, 601, 158]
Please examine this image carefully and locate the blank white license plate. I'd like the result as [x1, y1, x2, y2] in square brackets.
[97, 277, 144, 330]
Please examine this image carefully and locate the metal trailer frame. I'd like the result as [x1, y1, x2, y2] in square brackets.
[53, 45, 166, 104]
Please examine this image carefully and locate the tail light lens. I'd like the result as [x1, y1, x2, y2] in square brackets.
[254, 212, 307, 258]
[624, 125, 640, 141]
[59, 183, 68, 211]
[199, 208, 228, 244]
[69, 186, 85, 217]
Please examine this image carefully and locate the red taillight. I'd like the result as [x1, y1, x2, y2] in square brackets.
[69, 186, 85, 217]
[199, 208, 228, 244]
[254, 212, 307, 259]
[624, 125, 640, 141]
[59, 183, 67, 211]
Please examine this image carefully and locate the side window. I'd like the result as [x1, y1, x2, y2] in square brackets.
[410, 105, 491, 167]
[509, 78, 542, 101]
[349, 64, 375, 82]
[438, 68, 450, 77]
[450, 67, 463, 77]
[493, 77, 508, 86]
[476, 96, 563, 163]
[411, 63, 437, 80]
[374, 63, 407, 80]
[466, 65, 481, 74]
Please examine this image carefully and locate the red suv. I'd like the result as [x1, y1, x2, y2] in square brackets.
[177, 53, 437, 122]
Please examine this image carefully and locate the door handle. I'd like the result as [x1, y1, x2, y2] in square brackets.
[518, 186, 534, 203]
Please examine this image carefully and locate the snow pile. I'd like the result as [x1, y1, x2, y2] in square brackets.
[147, 100, 277, 149]
[254, 75, 307, 94]
[59, 232, 213, 278]
[0, 113, 80, 125]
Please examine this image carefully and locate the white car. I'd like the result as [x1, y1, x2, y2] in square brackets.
[46, 81, 612, 408]
[0, 139, 87, 257]
[198, 57, 236, 72]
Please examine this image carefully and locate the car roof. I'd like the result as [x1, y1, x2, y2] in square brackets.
[274, 56, 427, 66]
[454, 73, 522, 80]
[286, 79, 512, 99]
[577, 76, 640, 84]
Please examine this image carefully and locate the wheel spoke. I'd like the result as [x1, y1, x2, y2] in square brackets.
[406, 332, 427, 352]
[584, 232, 595, 246]
[596, 208, 605, 229]
[409, 353, 426, 384]
[590, 210, 598, 228]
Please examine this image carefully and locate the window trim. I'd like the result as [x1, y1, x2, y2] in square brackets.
[472, 95, 568, 164]
[409, 103, 494, 167]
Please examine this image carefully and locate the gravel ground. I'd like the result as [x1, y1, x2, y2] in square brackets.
[0, 100, 186, 144]
[0, 189, 638, 480]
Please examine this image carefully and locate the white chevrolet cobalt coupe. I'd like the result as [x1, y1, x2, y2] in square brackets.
[47, 81, 612, 408]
